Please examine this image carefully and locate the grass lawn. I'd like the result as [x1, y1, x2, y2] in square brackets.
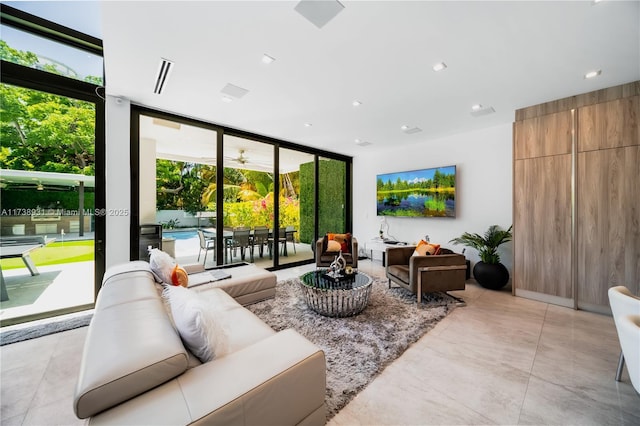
[0, 240, 94, 270]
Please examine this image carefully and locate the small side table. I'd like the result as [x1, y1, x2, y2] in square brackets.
[365, 239, 411, 266]
[365, 240, 392, 266]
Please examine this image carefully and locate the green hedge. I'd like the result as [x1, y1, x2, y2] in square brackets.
[299, 159, 346, 244]
[0, 189, 95, 210]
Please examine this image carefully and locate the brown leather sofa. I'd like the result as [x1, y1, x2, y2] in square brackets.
[386, 246, 466, 303]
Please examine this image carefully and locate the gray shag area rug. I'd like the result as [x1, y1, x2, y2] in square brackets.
[246, 275, 463, 419]
[0, 312, 93, 346]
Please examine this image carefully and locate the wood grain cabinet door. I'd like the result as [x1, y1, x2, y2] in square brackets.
[577, 145, 640, 308]
[578, 95, 639, 152]
[514, 155, 572, 298]
[514, 111, 572, 160]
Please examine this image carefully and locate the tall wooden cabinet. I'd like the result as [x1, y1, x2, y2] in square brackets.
[513, 82, 639, 313]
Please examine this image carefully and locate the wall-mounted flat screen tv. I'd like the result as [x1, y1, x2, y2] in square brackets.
[376, 165, 456, 218]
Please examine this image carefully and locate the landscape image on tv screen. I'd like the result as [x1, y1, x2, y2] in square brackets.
[376, 165, 456, 217]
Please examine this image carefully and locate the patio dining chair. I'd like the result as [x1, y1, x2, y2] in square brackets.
[285, 226, 297, 254]
[252, 226, 270, 258]
[227, 228, 252, 262]
[197, 230, 215, 265]
[268, 228, 288, 258]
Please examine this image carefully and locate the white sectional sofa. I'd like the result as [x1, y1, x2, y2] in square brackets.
[74, 261, 326, 425]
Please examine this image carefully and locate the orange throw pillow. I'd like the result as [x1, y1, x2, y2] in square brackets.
[413, 240, 441, 256]
[425, 243, 441, 255]
[326, 240, 342, 252]
[171, 265, 189, 287]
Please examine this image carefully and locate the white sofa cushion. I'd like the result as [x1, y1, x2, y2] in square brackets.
[74, 297, 189, 419]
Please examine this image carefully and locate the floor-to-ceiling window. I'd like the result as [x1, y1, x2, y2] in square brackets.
[279, 148, 315, 266]
[132, 108, 351, 271]
[221, 135, 275, 267]
[136, 113, 218, 266]
[0, 5, 105, 326]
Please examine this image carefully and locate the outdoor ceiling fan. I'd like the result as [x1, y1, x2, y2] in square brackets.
[231, 149, 249, 165]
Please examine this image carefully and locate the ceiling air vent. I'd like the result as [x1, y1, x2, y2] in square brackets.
[294, 0, 345, 29]
[153, 58, 173, 95]
[221, 83, 249, 99]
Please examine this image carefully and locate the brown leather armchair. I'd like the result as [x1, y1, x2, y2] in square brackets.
[386, 246, 466, 303]
[316, 235, 358, 268]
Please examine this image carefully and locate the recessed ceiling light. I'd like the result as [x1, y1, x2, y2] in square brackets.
[222, 96, 233, 103]
[304, 123, 313, 127]
[401, 125, 422, 134]
[352, 100, 362, 107]
[262, 54, 275, 64]
[584, 70, 602, 79]
[432, 62, 447, 72]
[355, 139, 372, 146]
[471, 105, 496, 117]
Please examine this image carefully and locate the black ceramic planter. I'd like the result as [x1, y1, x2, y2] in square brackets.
[473, 261, 509, 290]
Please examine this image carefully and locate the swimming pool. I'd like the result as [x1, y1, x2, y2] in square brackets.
[162, 230, 198, 240]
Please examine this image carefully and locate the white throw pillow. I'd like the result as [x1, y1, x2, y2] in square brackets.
[163, 285, 219, 363]
[149, 248, 176, 284]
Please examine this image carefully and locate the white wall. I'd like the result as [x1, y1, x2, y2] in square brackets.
[105, 96, 131, 268]
[352, 123, 513, 274]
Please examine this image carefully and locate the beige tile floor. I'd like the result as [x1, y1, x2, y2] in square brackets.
[1, 260, 638, 425]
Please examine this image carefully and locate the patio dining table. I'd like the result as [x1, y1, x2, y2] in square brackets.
[201, 227, 297, 260]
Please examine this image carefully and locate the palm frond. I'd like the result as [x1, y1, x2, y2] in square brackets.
[450, 225, 512, 264]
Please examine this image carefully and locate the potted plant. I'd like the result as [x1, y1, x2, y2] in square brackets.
[449, 225, 512, 290]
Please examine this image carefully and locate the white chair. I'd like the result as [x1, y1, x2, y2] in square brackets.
[607, 286, 640, 384]
[197, 230, 215, 265]
[617, 314, 640, 393]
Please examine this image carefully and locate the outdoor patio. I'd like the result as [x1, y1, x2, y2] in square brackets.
[0, 261, 94, 323]
[167, 229, 315, 269]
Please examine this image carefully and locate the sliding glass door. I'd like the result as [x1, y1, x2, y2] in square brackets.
[0, 6, 104, 325]
[279, 148, 315, 266]
[133, 108, 352, 271]
[0, 84, 99, 324]
[138, 114, 218, 266]
[221, 134, 274, 267]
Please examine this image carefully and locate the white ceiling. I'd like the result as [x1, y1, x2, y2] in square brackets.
[102, 1, 639, 158]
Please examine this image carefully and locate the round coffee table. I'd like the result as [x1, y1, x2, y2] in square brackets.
[299, 269, 373, 317]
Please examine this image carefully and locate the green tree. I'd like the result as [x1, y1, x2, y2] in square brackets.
[0, 40, 38, 67]
[433, 169, 442, 189]
[0, 41, 97, 175]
